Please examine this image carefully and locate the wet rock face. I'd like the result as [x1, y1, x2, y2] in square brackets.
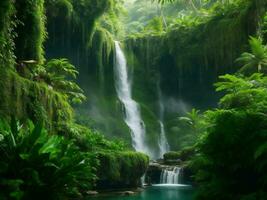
[145, 162, 163, 184]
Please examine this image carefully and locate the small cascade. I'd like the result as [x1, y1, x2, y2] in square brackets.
[114, 41, 152, 157]
[160, 167, 181, 184]
[141, 175, 146, 186]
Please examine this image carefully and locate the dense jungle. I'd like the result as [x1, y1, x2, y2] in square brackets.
[1, 0, 267, 199]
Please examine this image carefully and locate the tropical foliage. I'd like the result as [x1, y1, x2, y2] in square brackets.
[1, 0, 267, 198]
[236, 37, 267, 74]
[192, 37, 267, 199]
[0, 119, 97, 200]
[192, 75, 267, 199]
[178, 109, 207, 136]
[45, 59, 86, 104]
[33, 59, 86, 104]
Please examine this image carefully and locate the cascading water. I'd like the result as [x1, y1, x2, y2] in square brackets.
[114, 41, 151, 156]
[160, 167, 181, 184]
[157, 83, 170, 158]
[158, 121, 170, 157]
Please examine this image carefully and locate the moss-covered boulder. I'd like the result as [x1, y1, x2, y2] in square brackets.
[96, 151, 149, 189]
[164, 146, 195, 163]
[163, 151, 181, 161]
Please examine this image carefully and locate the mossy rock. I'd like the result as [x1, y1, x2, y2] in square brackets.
[164, 146, 195, 162]
[96, 151, 149, 189]
[163, 151, 181, 161]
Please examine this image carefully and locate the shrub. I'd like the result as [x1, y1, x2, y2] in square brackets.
[163, 151, 181, 161]
[193, 110, 267, 200]
[56, 122, 127, 152]
[193, 72, 267, 199]
[35, 58, 86, 105]
[0, 119, 97, 200]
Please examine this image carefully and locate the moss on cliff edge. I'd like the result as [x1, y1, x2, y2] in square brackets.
[0, 68, 73, 129]
[15, 0, 46, 63]
[0, 0, 15, 67]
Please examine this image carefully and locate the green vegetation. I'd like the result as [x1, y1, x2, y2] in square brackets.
[192, 75, 267, 199]
[0, 0, 15, 66]
[176, 109, 207, 147]
[237, 37, 267, 74]
[0, 119, 96, 200]
[40, 58, 86, 104]
[0, 68, 73, 128]
[1, 0, 267, 199]
[15, 0, 46, 63]
[164, 146, 195, 161]
[163, 151, 181, 161]
[190, 38, 267, 199]
[121, 0, 267, 153]
[96, 151, 149, 189]
[0, 0, 149, 198]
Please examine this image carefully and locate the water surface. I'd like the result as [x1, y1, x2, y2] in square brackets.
[91, 185, 194, 200]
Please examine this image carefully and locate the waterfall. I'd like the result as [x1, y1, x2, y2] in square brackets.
[160, 167, 181, 184]
[157, 83, 170, 158]
[158, 121, 170, 157]
[114, 41, 151, 156]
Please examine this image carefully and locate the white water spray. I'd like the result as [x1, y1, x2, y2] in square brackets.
[114, 41, 151, 156]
